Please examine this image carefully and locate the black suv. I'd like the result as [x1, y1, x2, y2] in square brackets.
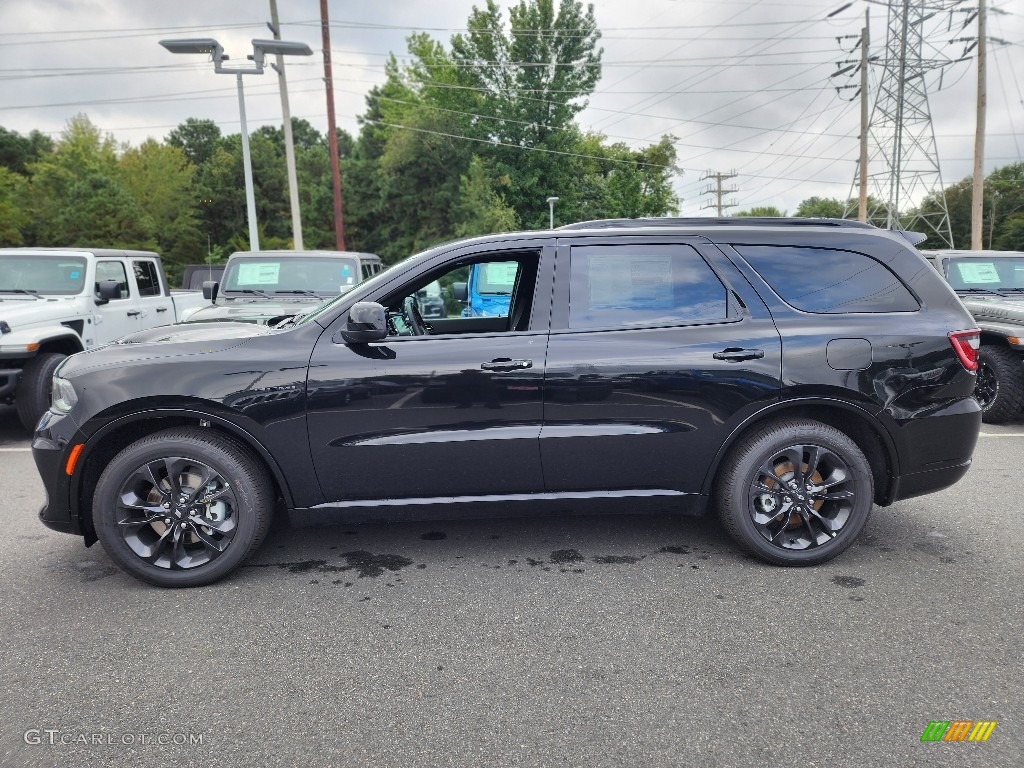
[33, 219, 982, 587]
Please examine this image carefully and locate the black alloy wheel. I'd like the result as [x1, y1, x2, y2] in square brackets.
[93, 428, 273, 587]
[715, 419, 873, 566]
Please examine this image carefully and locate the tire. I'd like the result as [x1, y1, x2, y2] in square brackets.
[15, 352, 66, 431]
[92, 427, 274, 587]
[974, 345, 1024, 424]
[714, 419, 873, 566]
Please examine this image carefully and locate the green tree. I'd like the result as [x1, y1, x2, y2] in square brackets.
[0, 127, 54, 175]
[734, 206, 786, 217]
[167, 118, 222, 167]
[119, 140, 204, 278]
[795, 196, 845, 218]
[0, 167, 29, 245]
[27, 115, 155, 248]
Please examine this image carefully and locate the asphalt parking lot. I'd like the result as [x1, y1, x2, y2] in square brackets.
[0, 404, 1021, 768]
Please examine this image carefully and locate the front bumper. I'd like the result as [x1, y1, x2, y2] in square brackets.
[32, 409, 86, 539]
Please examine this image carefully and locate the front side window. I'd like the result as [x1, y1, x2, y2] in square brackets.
[0, 255, 87, 296]
[569, 245, 728, 329]
[96, 261, 130, 298]
[736, 245, 919, 313]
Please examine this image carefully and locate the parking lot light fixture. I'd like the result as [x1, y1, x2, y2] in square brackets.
[546, 196, 559, 229]
[159, 37, 312, 251]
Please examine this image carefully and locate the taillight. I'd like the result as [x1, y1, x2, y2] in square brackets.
[949, 330, 980, 371]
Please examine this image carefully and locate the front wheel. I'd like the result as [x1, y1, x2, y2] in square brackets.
[93, 428, 274, 587]
[715, 419, 873, 566]
[15, 352, 66, 431]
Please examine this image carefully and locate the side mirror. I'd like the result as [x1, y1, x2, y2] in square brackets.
[341, 301, 388, 344]
[452, 282, 468, 302]
[202, 281, 219, 301]
[96, 279, 121, 303]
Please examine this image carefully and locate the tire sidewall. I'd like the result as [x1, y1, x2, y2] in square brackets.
[93, 433, 267, 587]
[722, 423, 873, 566]
[16, 352, 66, 431]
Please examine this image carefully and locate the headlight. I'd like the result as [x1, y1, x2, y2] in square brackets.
[51, 376, 78, 414]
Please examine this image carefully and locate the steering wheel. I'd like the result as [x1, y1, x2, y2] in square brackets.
[402, 295, 428, 336]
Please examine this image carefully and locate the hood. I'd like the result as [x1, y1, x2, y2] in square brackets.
[116, 321, 272, 345]
[0, 296, 85, 331]
[61, 321, 273, 376]
[186, 300, 323, 325]
[960, 295, 1024, 324]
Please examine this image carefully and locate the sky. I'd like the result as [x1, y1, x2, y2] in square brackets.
[1, 0, 1021, 220]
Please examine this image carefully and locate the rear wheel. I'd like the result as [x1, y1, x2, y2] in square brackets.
[715, 419, 873, 566]
[15, 352, 66, 431]
[975, 345, 1024, 424]
[93, 428, 274, 587]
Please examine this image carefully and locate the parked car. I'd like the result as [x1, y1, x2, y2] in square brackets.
[0, 247, 206, 430]
[923, 249, 1024, 422]
[33, 218, 981, 587]
[180, 263, 226, 291]
[185, 250, 383, 325]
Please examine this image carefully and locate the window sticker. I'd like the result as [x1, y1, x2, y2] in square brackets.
[483, 262, 518, 287]
[956, 262, 1000, 284]
[236, 262, 281, 285]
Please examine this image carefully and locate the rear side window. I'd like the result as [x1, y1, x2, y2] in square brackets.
[133, 260, 161, 297]
[735, 245, 919, 313]
[569, 245, 728, 329]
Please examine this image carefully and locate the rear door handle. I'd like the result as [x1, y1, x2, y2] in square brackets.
[713, 348, 764, 362]
[156, 306, 168, 313]
[480, 358, 533, 371]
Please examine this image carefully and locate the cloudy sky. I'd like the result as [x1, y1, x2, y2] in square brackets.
[1, 0, 1021, 219]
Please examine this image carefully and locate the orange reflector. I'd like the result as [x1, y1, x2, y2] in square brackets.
[1009, 336, 1021, 345]
[65, 444, 85, 476]
[26, 342, 40, 352]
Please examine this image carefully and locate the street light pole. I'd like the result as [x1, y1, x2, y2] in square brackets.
[235, 74, 259, 251]
[547, 196, 559, 229]
[159, 36, 312, 253]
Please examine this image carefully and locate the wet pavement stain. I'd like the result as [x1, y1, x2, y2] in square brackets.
[421, 531, 447, 540]
[832, 575, 866, 588]
[248, 551, 413, 578]
[659, 545, 690, 555]
[550, 549, 585, 564]
[47, 558, 119, 582]
[592, 555, 641, 564]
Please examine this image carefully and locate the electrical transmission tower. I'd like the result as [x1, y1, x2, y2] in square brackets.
[701, 170, 738, 216]
[849, 0, 973, 245]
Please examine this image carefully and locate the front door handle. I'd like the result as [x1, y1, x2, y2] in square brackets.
[480, 358, 533, 372]
[126, 310, 141, 317]
[156, 306, 168, 313]
[713, 348, 765, 362]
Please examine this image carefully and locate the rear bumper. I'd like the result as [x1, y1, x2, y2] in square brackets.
[883, 396, 981, 504]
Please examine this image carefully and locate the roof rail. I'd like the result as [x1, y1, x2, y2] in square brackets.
[558, 217, 878, 231]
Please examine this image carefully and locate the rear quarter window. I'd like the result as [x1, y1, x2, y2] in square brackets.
[735, 245, 919, 313]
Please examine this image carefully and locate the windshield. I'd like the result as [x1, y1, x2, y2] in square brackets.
[0, 255, 88, 295]
[221, 256, 360, 297]
[474, 261, 518, 295]
[945, 257, 1024, 291]
[295, 257, 406, 326]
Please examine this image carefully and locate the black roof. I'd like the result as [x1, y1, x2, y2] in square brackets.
[558, 217, 878, 231]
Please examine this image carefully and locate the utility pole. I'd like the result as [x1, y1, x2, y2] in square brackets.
[859, 9, 870, 223]
[320, 0, 346, 249]
[269, 0, 303, 250]
[700, 171, 738, 216]
[971, 0, 986, 250]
